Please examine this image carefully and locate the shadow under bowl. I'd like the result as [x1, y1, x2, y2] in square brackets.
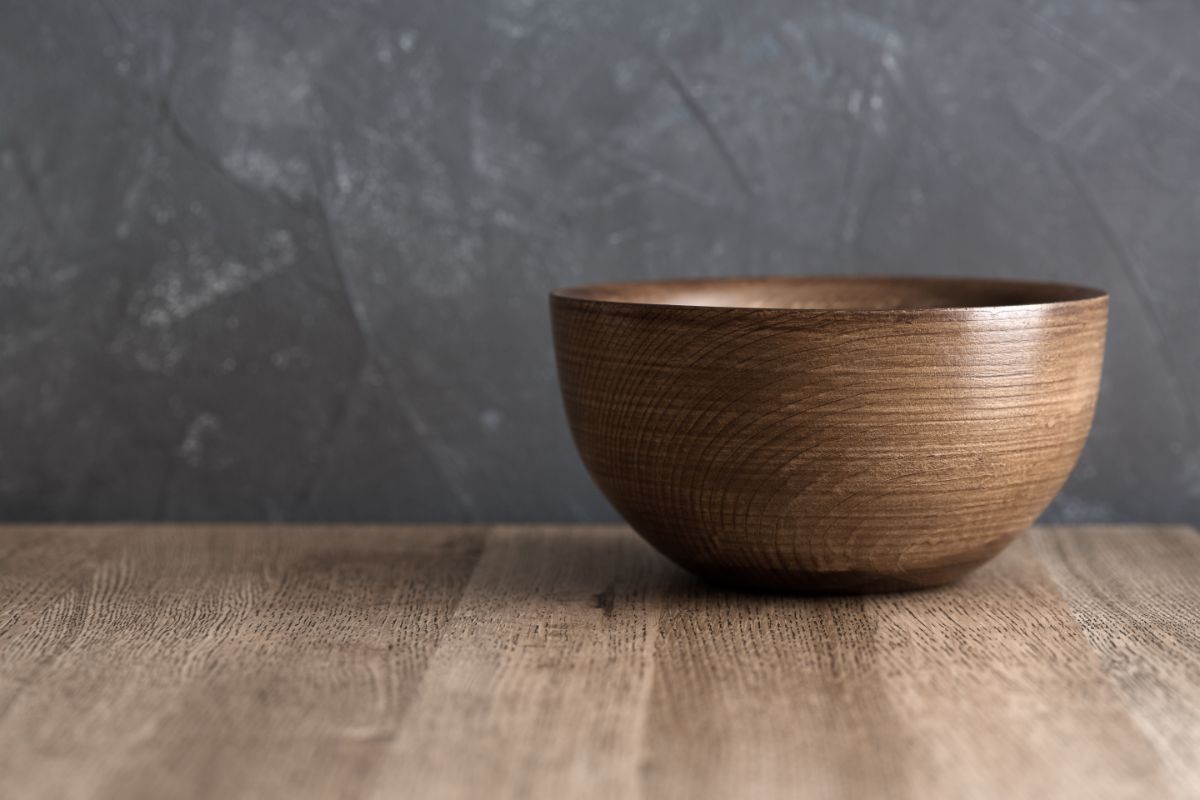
[550, 276, 1108, 594]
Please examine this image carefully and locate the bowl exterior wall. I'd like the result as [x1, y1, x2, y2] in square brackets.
[552, 296, 1108, 592]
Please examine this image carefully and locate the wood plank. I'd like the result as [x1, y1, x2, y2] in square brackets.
[0, 525, 484, 800]
[639, 534, 1172, 800]
[1, 524, 1197, 800]
[376, 526, 1177, 799]
[1031, 525, 1200, 798]
[368, 525, 682, 799]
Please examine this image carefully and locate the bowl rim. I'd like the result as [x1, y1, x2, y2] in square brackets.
[550, 274, 1108, 315]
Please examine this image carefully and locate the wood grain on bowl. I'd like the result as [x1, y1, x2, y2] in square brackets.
[551, 276, 1108, 592]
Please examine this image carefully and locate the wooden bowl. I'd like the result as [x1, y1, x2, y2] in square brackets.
[551, 276, 1108, 593]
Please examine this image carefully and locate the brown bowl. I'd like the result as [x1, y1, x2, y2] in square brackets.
[551, 276, 1108, 593]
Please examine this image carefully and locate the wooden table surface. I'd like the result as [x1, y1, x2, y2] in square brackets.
[1, 524, 1198, 800]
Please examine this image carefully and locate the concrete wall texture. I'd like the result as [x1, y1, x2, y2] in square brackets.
[1, 0, 1197, 523]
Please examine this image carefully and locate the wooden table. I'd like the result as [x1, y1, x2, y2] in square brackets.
[2, 524, 1197, 799]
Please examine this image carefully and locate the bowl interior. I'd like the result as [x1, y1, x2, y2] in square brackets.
[553, 276, 1106, 311]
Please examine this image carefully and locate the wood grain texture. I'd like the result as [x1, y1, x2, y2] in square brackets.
[1, 523, 1197, 800]
[552, 276, 1109, 592]
[366, 526, 678, 799]
[0, 525, 484, 799]
[1032, 525, 1200, 793]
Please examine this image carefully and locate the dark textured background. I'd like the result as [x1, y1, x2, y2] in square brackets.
[1, 0, 1197, 523]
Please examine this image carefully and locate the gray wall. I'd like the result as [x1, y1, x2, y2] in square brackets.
[1, 0, 1197, 523]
